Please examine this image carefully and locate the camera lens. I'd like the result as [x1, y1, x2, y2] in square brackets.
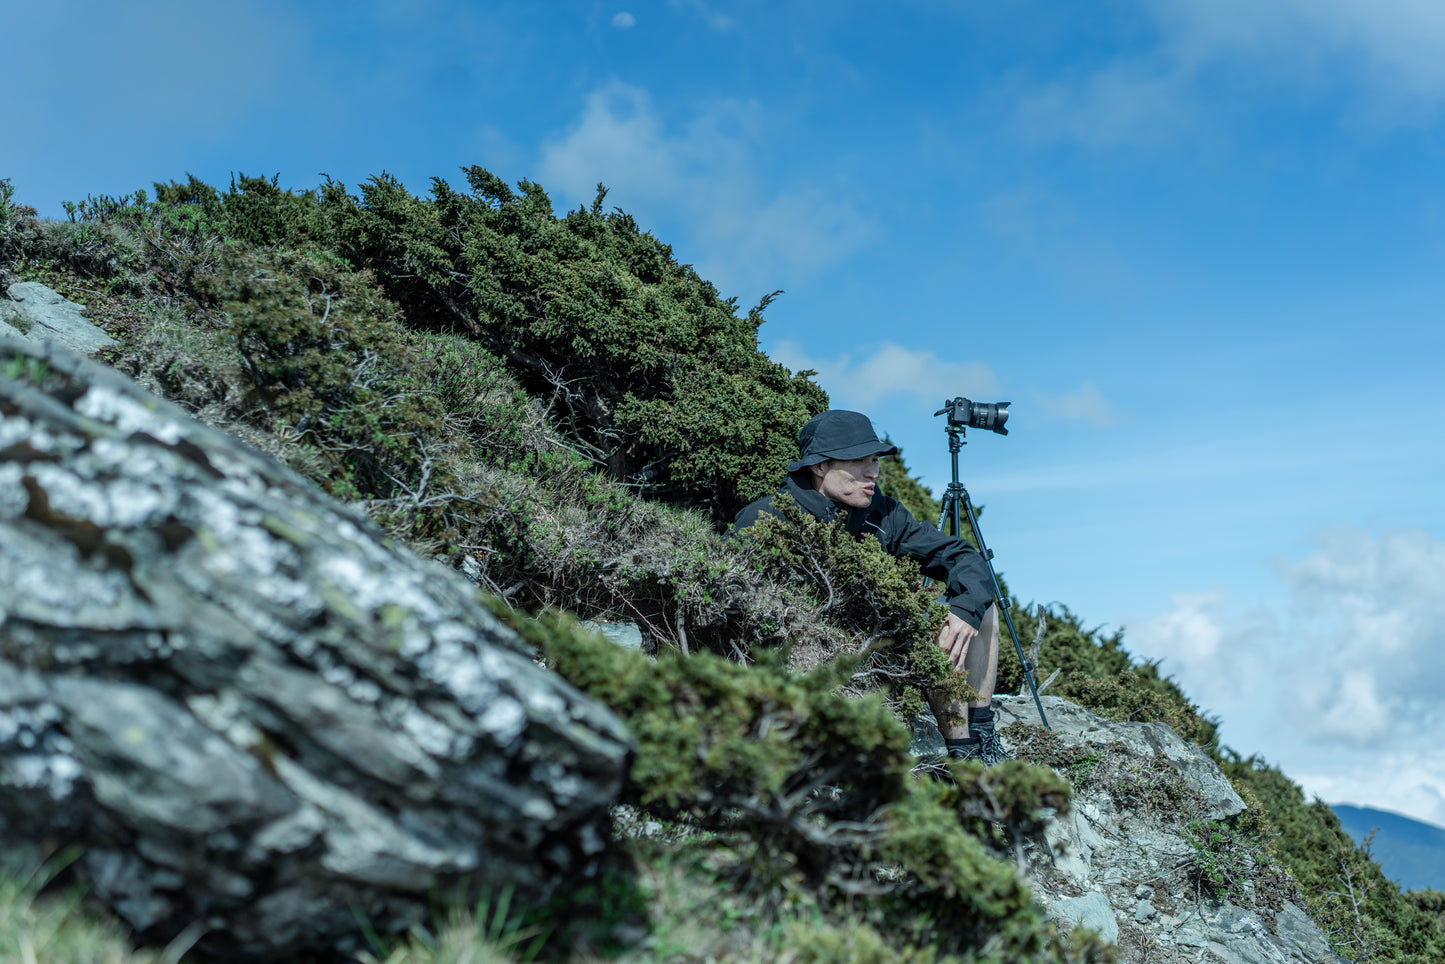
[969, 401, 1008, 435]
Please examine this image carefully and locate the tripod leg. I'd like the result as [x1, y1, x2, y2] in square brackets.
[958, 488, 1052, 729]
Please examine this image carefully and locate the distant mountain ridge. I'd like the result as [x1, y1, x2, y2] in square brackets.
[1332, 804, 1445, 892]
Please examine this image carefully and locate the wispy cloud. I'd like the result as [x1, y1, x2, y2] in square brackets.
[1011, 61, 1197, 151]
[1009, 0, 1445, 153]
[1273, 527, 1445, 739]
[536, 81, 873, 299]
[769, 340, 1002, 411]
[1294, 753, 1445, 830]
[1124, 526, 1445, 824]
[1157, 0, 1445, 104]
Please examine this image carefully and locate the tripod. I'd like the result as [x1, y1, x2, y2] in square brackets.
[935, 423, 1051, 729]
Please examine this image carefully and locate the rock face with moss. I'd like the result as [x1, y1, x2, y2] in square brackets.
[0, 339, 633, 961]
[995, 695, 1345, 964]
[0, 281, 116, 354]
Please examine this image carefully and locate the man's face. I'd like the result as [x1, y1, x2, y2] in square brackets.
[809, 455, 880, 509]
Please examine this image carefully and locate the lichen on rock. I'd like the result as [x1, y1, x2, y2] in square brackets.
[0, 338, 634, 961]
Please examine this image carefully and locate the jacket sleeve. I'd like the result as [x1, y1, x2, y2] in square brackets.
[882, 500, 994, 628]
[731, 493, 776, 532]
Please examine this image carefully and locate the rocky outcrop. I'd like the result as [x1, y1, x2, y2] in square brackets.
[0, 338, 633, 960]
[0, 281, 116, 354]
[993, 695, 1346, 964]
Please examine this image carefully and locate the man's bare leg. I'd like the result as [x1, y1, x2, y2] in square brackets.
[926, 603, 999, 739]
[965, 602, 1000, 709]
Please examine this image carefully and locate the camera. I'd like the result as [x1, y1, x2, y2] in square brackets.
[935, 397, 1009, 435]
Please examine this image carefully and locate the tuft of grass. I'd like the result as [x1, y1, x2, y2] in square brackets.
[356, 887, 546, 964]
[0, 854, 181, 964]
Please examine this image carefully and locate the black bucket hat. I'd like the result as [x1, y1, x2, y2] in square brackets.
[786, 410, 898, 473]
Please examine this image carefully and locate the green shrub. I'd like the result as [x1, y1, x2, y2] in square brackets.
[1182, 817, 1298, 916]
[740, 494, 971, 709]
[1222, 754, 1445, 962]
[199, 247, 452, 509]
[0, 178, 39, 266]
[522, 610, 1103, 963]
[148, 172, 332, 252]
[319, 170, 827, 519]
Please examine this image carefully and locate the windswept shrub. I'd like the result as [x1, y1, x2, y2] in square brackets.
[50, 187, 222, 295]
[946, 758, 1071, 864]
[1223, 753, 1445, 962]
[148, 172, 332, 251]
[525, 609, 910, 879]
[739, 493, 971, 711]
[411, 330, 544, 455]
[524, 611, 1104, 963]
[0, 179, 39, 266]
[198, 247, 451, 508]
[320, 170, 827, 518]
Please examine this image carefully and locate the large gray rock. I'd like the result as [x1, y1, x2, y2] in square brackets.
[0, 338, 633, 960]
[992, 695, 1346, 963]
[1051, 891, 1119, 944]
[999, 695, 1244, 820]
[2, 281, 116, 354]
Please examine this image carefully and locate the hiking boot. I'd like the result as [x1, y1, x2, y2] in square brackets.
[974, 720, 1011, 766]
[945, 737, 983, 761]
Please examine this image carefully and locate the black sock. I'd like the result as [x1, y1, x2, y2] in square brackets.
[945, 736, 980, 751]
[969, 705, 995, 727]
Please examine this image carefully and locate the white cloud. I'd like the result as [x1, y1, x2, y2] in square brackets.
[1156, 0, 1445, 103]
[1124, 526, 1445, 826]
[1035, 381, 1120, 427]
[1011, 0, 1445, 152]
[1273, 527, 1445, 740]
[611, 11, 635, 29]
[536, 81, 872, 299]
[769, 340, 1002, 412]
[1123, 589, 1276, 726]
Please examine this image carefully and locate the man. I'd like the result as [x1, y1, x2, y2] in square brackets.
[734, 410, 1007, 764]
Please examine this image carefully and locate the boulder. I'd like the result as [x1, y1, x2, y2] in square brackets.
[992, 695, 1346, 963]
[0, 338, 634, 960]
[998, 695, 1245, 821]
[1, 281, 116, 354]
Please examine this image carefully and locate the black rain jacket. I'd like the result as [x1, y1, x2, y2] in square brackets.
[733, 472, 995, 628]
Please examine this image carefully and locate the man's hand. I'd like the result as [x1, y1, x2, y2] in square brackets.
[936, 612, 978, 672]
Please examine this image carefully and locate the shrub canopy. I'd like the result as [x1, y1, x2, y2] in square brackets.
[320, 170, 827, 519]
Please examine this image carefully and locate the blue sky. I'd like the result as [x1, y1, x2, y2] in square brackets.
[7, 1, 1445, 827]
